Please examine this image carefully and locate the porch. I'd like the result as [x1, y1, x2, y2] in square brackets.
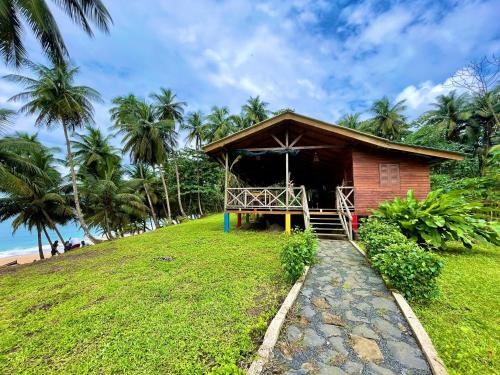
[223, 185, 355, 239]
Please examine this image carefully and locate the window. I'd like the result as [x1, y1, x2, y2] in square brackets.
[379, 163, 400, 187]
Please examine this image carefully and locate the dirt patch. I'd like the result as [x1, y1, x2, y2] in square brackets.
[26, 302, 53, 313]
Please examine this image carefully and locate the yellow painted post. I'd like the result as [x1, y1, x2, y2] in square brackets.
[285, 213, 291, 235]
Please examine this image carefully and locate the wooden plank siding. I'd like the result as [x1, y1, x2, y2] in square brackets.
[352, 149, 430, 215]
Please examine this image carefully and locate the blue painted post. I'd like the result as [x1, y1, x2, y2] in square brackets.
[224, 212, 230, 233]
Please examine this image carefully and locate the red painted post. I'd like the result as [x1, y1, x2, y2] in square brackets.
[352, 214, 359, 231]
[236, 213, 242, 228]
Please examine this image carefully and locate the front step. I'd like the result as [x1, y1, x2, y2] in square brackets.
[308, 212, 348, 240]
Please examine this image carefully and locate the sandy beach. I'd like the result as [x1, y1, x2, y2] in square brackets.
[0, 252, 54, 267]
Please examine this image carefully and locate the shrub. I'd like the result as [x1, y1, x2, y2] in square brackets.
[371, 242, 444, 302]
[358, 218, 406, 256]
[373, 190, 500, 249]
[280, 228, 318, 283]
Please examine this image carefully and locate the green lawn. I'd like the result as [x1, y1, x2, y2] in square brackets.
[0, 214, 288, 374]
[413, 242, 500, 375]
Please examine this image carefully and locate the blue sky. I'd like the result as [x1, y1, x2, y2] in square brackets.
[1, 0, 499, 150]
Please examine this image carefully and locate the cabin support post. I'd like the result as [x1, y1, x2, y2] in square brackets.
[224, 212, 230, 233]
[285, 213, 291, 235]
[236, 213, 242, 228]
[245, 214, 250, 224]
[224, 152, 229, 210]
[285, 128, 289, 208]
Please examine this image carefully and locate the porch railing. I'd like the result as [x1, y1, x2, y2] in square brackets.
[301, 185, 310, 228]
[336, 186, 354, 240]
[226, 187, 303, 210]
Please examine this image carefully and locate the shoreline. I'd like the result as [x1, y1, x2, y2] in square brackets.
[0, 252, 52, 266]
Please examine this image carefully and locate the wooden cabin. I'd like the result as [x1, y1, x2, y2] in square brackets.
[203, 111, 463, 239]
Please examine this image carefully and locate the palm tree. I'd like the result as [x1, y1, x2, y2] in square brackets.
[425, 91, 469, 141]
[0, 108, 15, 134]
[206, 106, 233, 142]
[72, 126, 120, 177]
[368, 97, 408, 141]
[0, 0, 112, 67]
[6, 62, 103, 243]
[230, 114, 252, 132]
[0, 140, 72, 259]
[338, 113, 361, 129]
[150, 88, 186, 125]
[242, 96, 270, 125]
[183, 111, 206, 150]
[111, 98, 165, 227]
[151, 88, 186, 217]
[80, 165, 146, 239]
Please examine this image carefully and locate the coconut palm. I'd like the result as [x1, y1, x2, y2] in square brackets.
[206, 106, 233, 142]
[80, 165, 146, 239]
[150, 88, 186, 125]
[338, 113, 361, 129]
[183, 111, 206, 150]
[126, 164, 161, 229]
[111, 98, 165, 228]
[425, 91, 469, 141]
[151, 88, 187, 218]
[6, 62, 102, 243]
[368, 97, 408, 141]
[230, 114, 252, 132]
[0, 0, 112, 66]
[242, 96, 270, 125]
[72, 126, 120, 177]
[0, 140, 72, 259]
[0, 108, 15, 134]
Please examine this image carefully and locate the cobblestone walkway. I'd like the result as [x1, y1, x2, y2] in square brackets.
[263, 240, 431, 375]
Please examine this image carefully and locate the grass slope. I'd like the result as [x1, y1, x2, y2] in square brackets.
[413, 243, 500, 375]
[0, 214, 287, 374]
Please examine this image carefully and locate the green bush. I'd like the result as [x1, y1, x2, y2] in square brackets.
[373, 190, 499, 249]
[358, 218, 406, 256]
[371, 242, 444, 302]
[280, 228, 318, 283]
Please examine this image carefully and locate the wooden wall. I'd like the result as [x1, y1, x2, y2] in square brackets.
[352, 149, 430, 215]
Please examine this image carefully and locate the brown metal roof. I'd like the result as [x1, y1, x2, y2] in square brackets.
[203, 111, 464, 161]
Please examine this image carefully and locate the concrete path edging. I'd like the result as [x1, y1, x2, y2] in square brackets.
[349, 240, 449, 375]
[247, 266, 310, 375]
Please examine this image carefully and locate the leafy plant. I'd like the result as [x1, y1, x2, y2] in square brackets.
[280, 228, 318, 283]
[358, 218, 408, 256]
[371, 242, 444, 302]
[373, 190, 499, 249]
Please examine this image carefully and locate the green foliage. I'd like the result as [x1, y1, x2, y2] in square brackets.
[0, 215, 288, 374]
[357, 218, 406, 256]
[373, 190, 499, 249]
[371, 242, 444, 302]
[413, 242, 500, 374]
[280, 228, 318, 283]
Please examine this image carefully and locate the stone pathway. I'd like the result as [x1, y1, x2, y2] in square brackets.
[262, 240, 431, 375]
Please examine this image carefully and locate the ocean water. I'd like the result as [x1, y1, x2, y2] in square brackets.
[0, 219, 92, 258]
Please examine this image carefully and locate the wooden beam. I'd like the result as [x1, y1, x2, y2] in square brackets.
[241, 145, 337, 152]
[271, 134, 285, 148]
[289, 133, 303, 147]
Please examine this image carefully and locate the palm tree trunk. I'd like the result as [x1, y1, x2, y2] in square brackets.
[159, 163, 172, 222]
[62, 123, 102, 244]
[197, 190, 203, 216]
[37, 224, 44, 260]
[139, 164, 159, 229]
[42, 226, 53, 249]
[104, 208, 114, 240]
[174, 158, 186, 216]
[486, 100, 500, 129]
[41, 209, 65, 243]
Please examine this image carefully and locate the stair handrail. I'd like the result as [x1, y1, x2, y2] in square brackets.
[300, 185, 310, 229]
[336, 186, 353, 240]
